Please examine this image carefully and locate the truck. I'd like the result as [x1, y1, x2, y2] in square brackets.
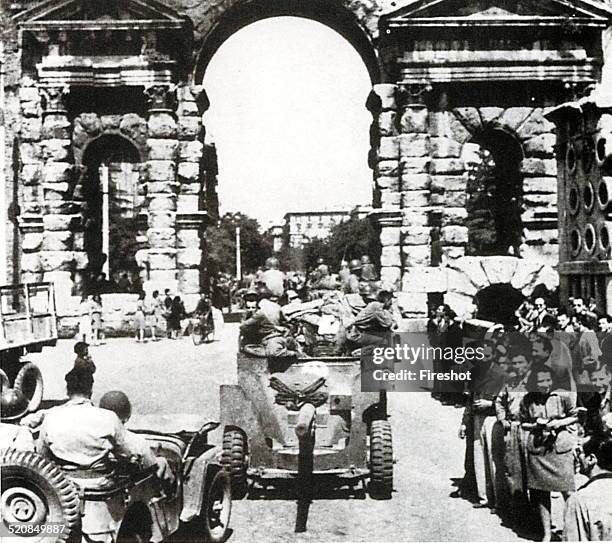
[0, 282, 58, 411]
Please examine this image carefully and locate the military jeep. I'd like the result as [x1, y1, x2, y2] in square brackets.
[0, 421, 231, 543]
[220, 351, 393, 500]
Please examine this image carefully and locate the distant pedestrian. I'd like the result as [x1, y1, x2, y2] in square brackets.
[134, 292, 146, 342]
[78, 295, 92, 343]
[150, 290, 164, 341]
[163, 289, 173, 338]
[168, 296, 186, 339]
[73, 341, 96, 374]
[90, 294, 103, 346]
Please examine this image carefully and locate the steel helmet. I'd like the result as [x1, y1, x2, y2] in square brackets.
[99, 390, 132, 422]
[359, 283, 377, 301]
[1, 388, 29, 422]
[349, 259, 362, 272]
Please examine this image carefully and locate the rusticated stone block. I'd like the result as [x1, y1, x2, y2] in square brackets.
[22, 271, 44, 284]
[75, 113, 101, 137]
[402, 157, 430, 173]
[178, 269, 201, 294]
[177, 117, 200, 140]
[180, 182, 201, 195]
[42, 114, 71, 139]
[177, 100, 199, 117]
[524, 177, 557, 194]
[73, 232, 85, 251]
[148, 228, 176, 249]
[523, 193, 557, 207]
[21, 253, 42, 273]
[376, 160, 400, 177]
[372, 84, 397, 111]
[401, 226, 431, 245]
[378, 111, 397, 136]
[120, 113, 148, 145]
[523, 134, 556, 157]
[43, 215, 77, 231]
[378, 136, 400, 160]
[430, 137, 461, 158]
[402, 245, 431, 267]
[19, 87, 40, 103]
[22, 233, 43, 253]
[402, 267, 447, 293]
[380, 266, 401, 286]
[149, 250, 177, 270]
[148, 211, 175, 229]
[479, 107, 504, 125]
[402, 190, 429, 207]
[380, 191, 401, 207]
[149, 270, 178, 284]
[177, 229, 200, 248]
[147, 160, 176, 182]
[43, 162, 72, 183]
[148, 113, 177, 139]
[177, 195, 200, 213]
[147, 181, 179, 194]
[178, 162, 199, 182]
[442, 247, 466, 260]
[177, 247, 201, 269]
[402, 210, 429, 226]
[400, 107, 428, 134]
[396, 291, 428, 314]
[441, 207, 468, 226]
[20, 118, 42, 141]
[148, 195, 177, 212]
[147, 139, 179, 160]
[380, 246, 402, 267]
[401, 173, 429, 190]
[42, 183, 70, 200]
[101, 115, 121, 131]
[499, 107, 534, 132]
[429, 158, 464, 175]
[42, 139, 71, 161]
[438, 192, 466, 207]
[40, 251, 74, 272]
[517, 109, 555, 139]
[380, 226, 401, 247]
[376, 176, 400, 190]
[45, 201, 78, 214]
[399, 133, 428, 157]
[430, 175, 467, 193]
[21, 165, 41, 185]
[20, 142, 41, 164]
[42, 231, 73, 251]
[179, 141, 204, 162]
[429, 111, 471, 143]
[452, 107, 481, 133]
[441, 225, 468, 245]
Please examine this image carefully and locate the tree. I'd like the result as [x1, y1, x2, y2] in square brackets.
[206, 212, 272, 275]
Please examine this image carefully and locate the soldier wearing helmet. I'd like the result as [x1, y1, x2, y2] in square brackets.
[361, 255, 378, 282]
[261, 256, 285, 298]
[0, 388, 35, 450]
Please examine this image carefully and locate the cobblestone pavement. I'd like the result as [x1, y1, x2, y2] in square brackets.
[31, 324, 528, 542]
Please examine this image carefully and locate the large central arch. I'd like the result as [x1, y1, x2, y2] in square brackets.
[192, 0, 382, 84]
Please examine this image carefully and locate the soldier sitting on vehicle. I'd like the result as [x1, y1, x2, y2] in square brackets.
[73, 341, 96, 374]
[0, 388, 36, 450]
[99, 390, 174, 487]
[240, 289, 301, 358]
[37, 367, 143, 543]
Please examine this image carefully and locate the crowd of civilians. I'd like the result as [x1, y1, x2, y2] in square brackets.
[428, 296, 612, 541]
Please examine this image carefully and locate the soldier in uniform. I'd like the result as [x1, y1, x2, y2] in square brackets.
[343, 259, 362, 294]
[0, 388, 35, 450]
[261, 257, 285, 299]
[360, 255, 378, 282]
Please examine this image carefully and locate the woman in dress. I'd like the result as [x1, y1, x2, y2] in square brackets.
[134, 291, 146, 342]
[78, 295, 92, 344]
[90, 294, 103, 346]
[519, 364, 578, 541]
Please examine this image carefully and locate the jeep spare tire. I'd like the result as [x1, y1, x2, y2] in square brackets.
[0, 449, 80, 543]
[14, 363, 44, 412]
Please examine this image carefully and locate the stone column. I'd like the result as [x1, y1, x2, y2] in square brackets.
[144, 84, 179, 294]
[367, 84, 403, 288]
[397, 84, 435, 316]
[18, 78, 44, 283]
[175, 84, 207, 300]
[39, 85, 81, 299]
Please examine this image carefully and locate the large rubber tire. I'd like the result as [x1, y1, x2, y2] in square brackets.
[0, 369, 9, 391]
[201, 470, 232, 543]
[369, 420, 393, 499]
[220, 429, 248, 499]
[0, 449, 80, 543]
[14, 363, 44, 412]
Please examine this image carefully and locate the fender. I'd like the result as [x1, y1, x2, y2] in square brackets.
[180, 446, 220, 523]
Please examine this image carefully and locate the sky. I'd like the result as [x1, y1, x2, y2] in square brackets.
[202, 17, 373, 228]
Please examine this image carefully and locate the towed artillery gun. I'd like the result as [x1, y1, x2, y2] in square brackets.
[0, 282, 58, 411]
[1, 421, 232, 543]
[220, 348, 394, 530]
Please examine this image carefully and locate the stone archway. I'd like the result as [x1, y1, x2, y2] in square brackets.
[190, 0, 382, 85]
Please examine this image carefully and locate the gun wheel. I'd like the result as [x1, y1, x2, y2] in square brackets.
[369, 420, 393, 499]
[221, 428, 248, 499]
[202, 470, 232, 543]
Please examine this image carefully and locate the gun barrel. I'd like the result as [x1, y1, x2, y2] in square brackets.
[295, 403, 316, 442]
